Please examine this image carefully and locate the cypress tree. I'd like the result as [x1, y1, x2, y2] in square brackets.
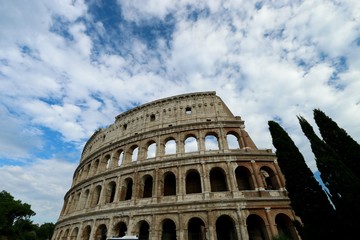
[313, 109, 360, 179]
[298, 116, 360, 239]
[268, 121, 337, 240]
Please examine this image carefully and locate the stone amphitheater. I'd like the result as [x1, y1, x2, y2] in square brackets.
[52, 91, 300, 240]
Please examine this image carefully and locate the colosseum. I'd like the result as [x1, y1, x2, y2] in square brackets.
[52, 91, 300, 240]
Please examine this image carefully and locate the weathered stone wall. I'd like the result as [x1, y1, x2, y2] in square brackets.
[52, 92, 300, 240]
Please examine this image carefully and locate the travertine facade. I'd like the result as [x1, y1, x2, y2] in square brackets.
[53, 92, 299, 240]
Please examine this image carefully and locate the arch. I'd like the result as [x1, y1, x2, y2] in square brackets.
[104, 154, 111, 170]
[147, 141, 157, 159]
[165, 138, 176, 155]
[115, 149, 124, 166]
[163, 172, 176, 196]
[247, 214, 268, 240]
[120, 178, 133, 201]
[62, 228, 69, 240]
[184, 135, 198, 153]
[84, 163, 91, 179]
[210, 167, 228, 192]
[70, 192, 80, 213]
[188, 217, 206, 240]
[235, 166, 254, 190]
[56, 229, 62, 240]
[216, 215, 238, 240]
[82, 225, 91, 240]
[138, 220, 150, 240]
[275, 213, 298, 240]
[91, 185, 102, 207]
[186, 170, 202, 194]
[142, 175, 153, 198]
[227, 132, 240, 149]
[131, 145, 139, 162]
[95, 224, 107, 240]
[161, 219, 176, 240]
[93, 159, 100, 175]
[70, 227, 79, 240]
[105, 181, 117, 204]
[205, 134, 219, 151]
[260, 166, 280, 190]
[113, 221, 127, 237]
[79, 189, 90, 209]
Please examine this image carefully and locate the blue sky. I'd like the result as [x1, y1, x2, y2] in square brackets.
[1, 0, 360, 224]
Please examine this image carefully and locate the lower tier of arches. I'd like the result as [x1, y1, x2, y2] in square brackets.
[53, 206, 300, 240]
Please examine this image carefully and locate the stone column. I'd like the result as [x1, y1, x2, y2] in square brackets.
[250, 160, 264, 190]
[236, 207, 248, 240]
[198, 130, 206, 153]
[273, 160, 286, 190]
[264, 207, 277, 238]
[226, 162, 236, 192]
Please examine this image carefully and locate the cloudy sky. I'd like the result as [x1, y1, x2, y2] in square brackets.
[1, 0, 360, 224]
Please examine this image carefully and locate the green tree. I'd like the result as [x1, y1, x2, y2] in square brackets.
[298, 116, 360, 239]
[313, 109, 360, 179]
[0, 190, 35, 239]
[35, 223, 55, 240]
[268, 121, 338, 240]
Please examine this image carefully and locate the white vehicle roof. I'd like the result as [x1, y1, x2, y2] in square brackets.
[107, 236, 138, 240]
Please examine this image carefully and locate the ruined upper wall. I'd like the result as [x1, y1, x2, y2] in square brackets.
[81, 91, 242, 159]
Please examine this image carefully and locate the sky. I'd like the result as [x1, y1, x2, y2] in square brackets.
[1, 0, 360, 224]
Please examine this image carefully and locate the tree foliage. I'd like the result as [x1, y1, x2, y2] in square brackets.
[268, 121, 337, 240]
[0, 191, 54, 240]
[298, 116, 360, 240]
[313, 109, 360, 179]
[268, 110, 360, 240]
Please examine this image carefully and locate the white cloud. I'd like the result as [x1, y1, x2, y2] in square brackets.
[0, 158, 76, 224]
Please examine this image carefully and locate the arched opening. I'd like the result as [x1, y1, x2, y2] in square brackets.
[260, 166, 280, 190]
[275, 214, 298, 240]
[120, 178, 133, 201]
[164, 172, 176, 196]
[93, 159, 99, 175]
[227, 132, 240, 149]
[79, 189, 89, 209]
[104, 155, 111, 170]
[113, 221, 127, 237]
[210, 167, 228, 192]
[235, 166, 253, 190]
[106, 181, 116, 204]
[117, 150, 124, 166]
[84, 164, 91, 179]
[82, 225, 91, 240]
[161, 219, 176, 240]
[56, 230, 62, 240]
[143, 175, 153, 198]
[138, 221, 150, 240]
[62, 229, 69, 240]
[247, 214, 268, 240]
[186, 170, 202, 194]
[131, 146, 139, 162]
[71, 192, 80, 212]
[188, 217, 206, 240]
[216, 215, 238, 240]
[184, 136, 198, 153]
[165, 139, 176, 155]
[95, 224, 107, 240]
[70, 227, 78, 240]
[91, 185, 102, 207]
[147, 142, 156, 159]
[205, 134, 219, 151]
